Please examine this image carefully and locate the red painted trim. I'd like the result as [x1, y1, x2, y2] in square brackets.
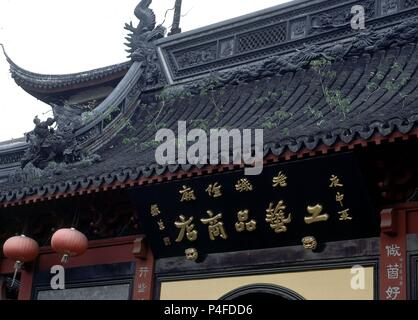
[18, 269, 33, 300]
[383, 202, 418, 234]
[132, 247, 154, 300]
[407, 211, 418, 234]
[37, 237, 139, 272]
[381, 208, 398, 236]
[1, 130, 417, 209]
[380, 208, 407, 300]
[38, 235, 137, 254]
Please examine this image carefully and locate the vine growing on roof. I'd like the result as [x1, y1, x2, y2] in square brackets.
[310, 57, 351, 120]
[365, 60, 411, 109]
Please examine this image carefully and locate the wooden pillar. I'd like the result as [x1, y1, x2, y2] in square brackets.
[380, 208, 407, 300]
[18, 267, 34, 300]
[132, 236, 154, 300]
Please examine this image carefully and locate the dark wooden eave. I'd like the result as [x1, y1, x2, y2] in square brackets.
[0, 130, 416, 209]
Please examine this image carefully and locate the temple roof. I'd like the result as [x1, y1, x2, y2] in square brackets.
[0, 0, 418, 205]
[2, 28, 418, 204]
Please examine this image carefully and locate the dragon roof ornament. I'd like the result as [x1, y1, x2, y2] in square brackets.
[124, 0, 166, 59]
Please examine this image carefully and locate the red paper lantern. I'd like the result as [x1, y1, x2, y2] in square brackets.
[51, 228, 88, 264]
[3, 235, 39, 262]
[3, 235, 39, 285]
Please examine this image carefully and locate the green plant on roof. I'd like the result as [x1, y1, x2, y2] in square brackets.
[375, 71, 385, 80]
[281, 127, 290, 137]
[199, 76, 221, 96]
[310, 57, 351, 120]
[324, 89, 351, 120]
[81, 111, 95, 123]
[125, 119, 136, 133]
[122, 136, 140, 148]
[254, 91, 281, 107]
[274, 110, 293, 122]
[304, 105, 325, 127]
[104, 105, 121, 123]
[366, 65, 411, 105]
[190, 119, 210, 132]
[197, 76, 225, 122]
[157, 86, 184, 103]
[390, 61, 402, 72]
[261, 108, 293, 129]
[140, 140, 161, 151]
[310, 58, 331, 73]
[146, 122, 168, 131]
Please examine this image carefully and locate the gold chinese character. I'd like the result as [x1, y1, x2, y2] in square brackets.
[185, 248, 199, 262]
[163, 237, 171, 246]
[265, 201, 292, 233]
[180, 185, 196, 202]
[272, 171, 288, 187]
[150, 204, 160, 217]
[305, 204, 329, 224]
[339, 208, 353, 221]
[157, 219, 166, 231]
[336, 192, 344, 207]
[235, 178, 253, 192]
[137, 282, 147, 293]
[235, 210, 257, 232]
[201, 210, 228, 240]
[302, 236, 318, 251]
[245, 220, 257, 232]
[206, 182, 222, 198]
[329, 175, 343, 188]
[175, 215, 198, 242]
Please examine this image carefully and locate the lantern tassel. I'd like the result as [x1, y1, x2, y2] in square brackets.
[11, 261, 22, 287]
[61, 253, 70, 264]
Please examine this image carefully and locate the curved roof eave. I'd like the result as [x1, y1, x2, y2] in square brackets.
[1, 44, 131, 97]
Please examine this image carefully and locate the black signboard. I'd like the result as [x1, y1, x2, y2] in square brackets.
[129, 152, 378, 259]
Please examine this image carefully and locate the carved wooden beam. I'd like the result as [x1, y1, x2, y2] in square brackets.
[380, 208, 397, 236]
[132, 235, 148, 260]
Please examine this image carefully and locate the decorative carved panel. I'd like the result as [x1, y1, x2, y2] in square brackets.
[237, 23, 287, 53]
[290, 19, 307, 40]
[158, 0, 418, 81]
[174, 43, 217, 69]
[404, 0, 418, 8]
[381, 0, 399, 15]
[219, 38, 235, 58]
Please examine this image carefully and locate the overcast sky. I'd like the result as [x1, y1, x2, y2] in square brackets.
[0, 0, 289, 142]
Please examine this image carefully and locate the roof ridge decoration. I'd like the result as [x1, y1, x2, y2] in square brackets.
[12, 1, 167, 170]
[180, 16, 418, 94]
[158, 0, 418, 82]
[124, 0, 166, 58]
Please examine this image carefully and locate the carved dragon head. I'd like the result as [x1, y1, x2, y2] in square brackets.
[135, 0, 156, 33]
[124, 0, 166, 58]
